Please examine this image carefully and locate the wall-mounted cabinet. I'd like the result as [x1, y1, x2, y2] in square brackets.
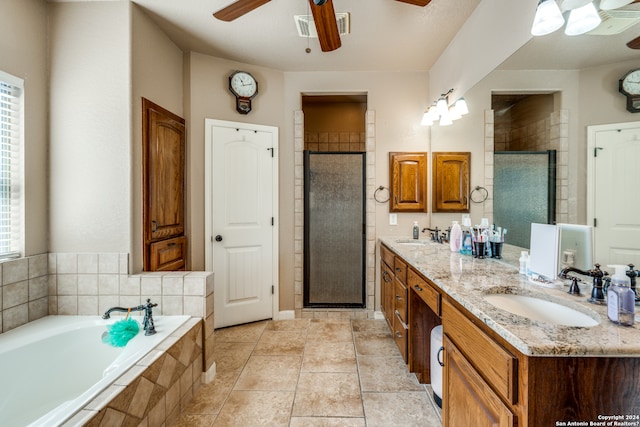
[389, 152, 428, 212]
[432, 152, 470, 213]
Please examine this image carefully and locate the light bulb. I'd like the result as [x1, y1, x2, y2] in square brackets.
[531, 0, 565, 36]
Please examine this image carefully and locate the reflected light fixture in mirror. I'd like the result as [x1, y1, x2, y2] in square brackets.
[531, 0, 565, 36]
[599, 0, 634, 9]
[564, 2, 601, 35]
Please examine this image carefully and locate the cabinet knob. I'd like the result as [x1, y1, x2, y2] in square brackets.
[215, 235, 223, 242]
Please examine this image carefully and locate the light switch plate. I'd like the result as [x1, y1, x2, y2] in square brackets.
[389, 213, 397, 225]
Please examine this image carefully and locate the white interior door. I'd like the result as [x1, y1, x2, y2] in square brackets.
[205, 119, 278, 329]
[588, 122, 640, 267]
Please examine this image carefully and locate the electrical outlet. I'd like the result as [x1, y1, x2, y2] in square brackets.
[389, 213, 397, 225]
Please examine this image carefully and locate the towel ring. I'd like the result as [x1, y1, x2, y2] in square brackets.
[470, 186, 488, 204]
[374, 185, 390, 203]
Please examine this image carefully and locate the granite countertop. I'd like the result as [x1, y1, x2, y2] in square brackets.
[379, 236, 640, 357]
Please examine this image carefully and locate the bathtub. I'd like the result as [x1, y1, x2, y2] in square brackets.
[0, 314, 190, 427]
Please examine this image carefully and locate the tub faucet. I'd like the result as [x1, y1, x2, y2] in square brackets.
[102, 299, 158, 335]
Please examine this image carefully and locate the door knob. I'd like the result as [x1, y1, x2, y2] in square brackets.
[215, 235, 223, 242]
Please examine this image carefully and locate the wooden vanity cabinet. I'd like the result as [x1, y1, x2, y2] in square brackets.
[389, 152, 428, 212]
[379, 243, 409, 362]
[432, 152, 470, 213]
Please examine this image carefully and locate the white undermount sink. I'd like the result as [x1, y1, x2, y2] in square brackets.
[395, 239, 431, 245]
[483, 294, 599, 327]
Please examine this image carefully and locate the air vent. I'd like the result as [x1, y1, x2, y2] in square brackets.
[294, 12, 350, 38]
[588, 9, 640, 35]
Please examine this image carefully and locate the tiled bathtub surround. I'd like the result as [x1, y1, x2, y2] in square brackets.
[63, 317, 204, 427]
[0, 254, 49, 332]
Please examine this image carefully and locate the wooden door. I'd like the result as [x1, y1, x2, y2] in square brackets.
[206, 120, 277, 328]
[443, 336, 515, 427]
[389, 152, 428, 212]
[433, 152, 470, 212]
[142, 98, 186, 271]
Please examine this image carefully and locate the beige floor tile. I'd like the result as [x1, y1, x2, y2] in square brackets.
[253, 330, 307, 355]
[214, 321, 267, 343]
[213, 341, 255, 372]
[213, 390, 294, 427]
[358, 356, 424, 392]
[292, 372, 364, 417]
[362, 391, 441, 427]
[264, 319, 310, 331]
[302, 341, 357, 373]
[308, 319, 353, 342]
[234, 355, 301, 391]
[289, 417, 366, 426]
[183, 370, 238, 415]
[353, 331, 399, 356]
[351, 319, 390, 333]
[171, 413, 217, 427]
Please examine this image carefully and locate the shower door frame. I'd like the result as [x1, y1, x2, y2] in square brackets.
[303, 151, 367, 309]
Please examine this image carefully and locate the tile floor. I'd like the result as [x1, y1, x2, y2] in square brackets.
[173, 318, 442, 426]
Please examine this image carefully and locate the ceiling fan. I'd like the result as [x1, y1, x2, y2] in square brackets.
[212, 0, 432, 52]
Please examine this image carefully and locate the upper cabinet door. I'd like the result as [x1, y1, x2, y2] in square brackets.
[143, 98, 186, 243]
[389, 152, 428, 212]
[432, 152, 470, 213]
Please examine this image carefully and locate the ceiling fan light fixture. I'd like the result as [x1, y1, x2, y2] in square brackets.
[565, 2, 601, 35]
[599, 0, 634, 10]
[531, 0, 565, 36]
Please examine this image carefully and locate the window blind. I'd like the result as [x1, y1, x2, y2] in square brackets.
[0, 72, 23, 259]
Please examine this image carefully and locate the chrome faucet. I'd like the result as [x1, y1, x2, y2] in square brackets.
[102, 298, 158, 335]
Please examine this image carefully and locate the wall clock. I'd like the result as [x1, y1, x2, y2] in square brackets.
[229, 71, 258, 114]
[619, 68, 640, 113]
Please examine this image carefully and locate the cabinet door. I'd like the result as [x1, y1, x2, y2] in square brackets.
[150, 236, 187, 271]
[381, 261, 394, 326]
[444, 336, 515, 427]
[389, 152, 428, 212]
[432, 152, 470, 212]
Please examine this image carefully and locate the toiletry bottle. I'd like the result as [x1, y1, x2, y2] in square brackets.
[450, 221, 462, 252]
[461, 231, 472, 255]
[412, 221, 419, 240]
[519, 251, 528, 275]
[607, 265, 635, 326]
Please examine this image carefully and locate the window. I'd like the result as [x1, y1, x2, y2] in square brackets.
[0, 71, 23, 259]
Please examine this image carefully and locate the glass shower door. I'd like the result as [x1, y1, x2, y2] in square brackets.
[304, 152, 365, 308]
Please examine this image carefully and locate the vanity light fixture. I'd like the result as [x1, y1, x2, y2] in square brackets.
[421, 89, 469, 127]
[531, 0, 607, 36]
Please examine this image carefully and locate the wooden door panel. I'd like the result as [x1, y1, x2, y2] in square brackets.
[150, 236, 186, 271]
[433, 152, 470, 212]
[389, 152, 428, 212]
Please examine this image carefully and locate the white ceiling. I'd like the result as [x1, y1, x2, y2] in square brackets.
[129, 0, 640, 74]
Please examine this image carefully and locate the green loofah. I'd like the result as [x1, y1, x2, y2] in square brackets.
[102, 317, 140, 347]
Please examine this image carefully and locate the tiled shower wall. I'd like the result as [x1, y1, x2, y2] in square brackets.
[0, 252, 215, 374]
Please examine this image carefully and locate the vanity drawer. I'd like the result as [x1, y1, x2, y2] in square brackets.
[407, 268, 440, 315]
[442, 299, 517, 404]
[394, 278, 408, 323]
[394, 257, 407, 284]
[393, 310, 408, 362]
[380, 243, 395, 268]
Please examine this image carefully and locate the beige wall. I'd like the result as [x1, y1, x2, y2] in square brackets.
[0, 0, 48, 256]
[131, 4, 184, 272]
[48, 1, 132, 254]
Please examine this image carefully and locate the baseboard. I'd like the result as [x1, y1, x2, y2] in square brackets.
[201, 362, 217, 384]
[278, 310, 295, 320]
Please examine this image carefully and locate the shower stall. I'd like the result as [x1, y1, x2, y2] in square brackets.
[304, 151, 366, 308]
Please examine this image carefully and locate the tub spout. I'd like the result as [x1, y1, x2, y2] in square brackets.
[102, 299, 158, 336]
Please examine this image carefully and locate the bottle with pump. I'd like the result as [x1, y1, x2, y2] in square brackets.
[450, 221, 462, 252]
[461, 231, 472, 255]
[519, 251, 528, 275]
[607, 265, 635, 326]
[412, 222, 419, 240]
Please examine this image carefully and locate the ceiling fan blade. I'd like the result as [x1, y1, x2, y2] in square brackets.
[309, 0, 341, 52]
[628, 35, 640, 49]
[395, 0, 432, 6]
[213, 0, 271, 22]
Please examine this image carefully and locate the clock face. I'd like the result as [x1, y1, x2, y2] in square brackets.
[621, 69, 640, 96]
[229, 71, 257, 98]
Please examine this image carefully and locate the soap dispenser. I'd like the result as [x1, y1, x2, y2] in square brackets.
[412, 221, 419, 240]
[607, 265, 635, 326]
